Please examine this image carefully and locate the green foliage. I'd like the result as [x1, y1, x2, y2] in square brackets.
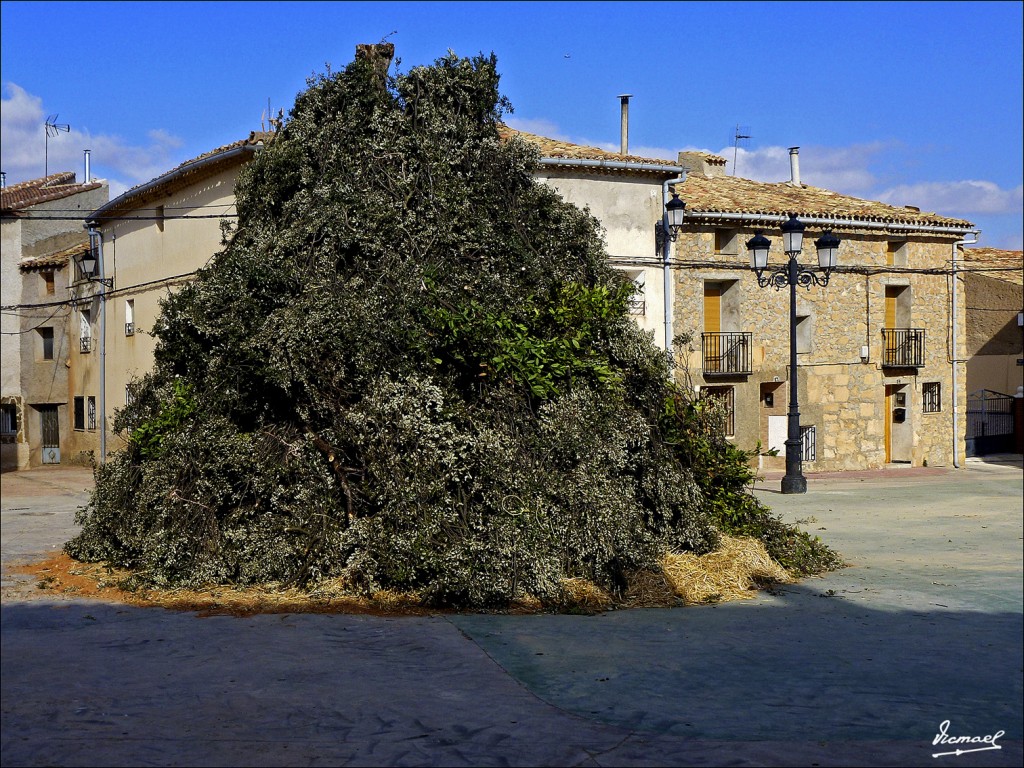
[425, 280, 629, 398]
[658, 372, 842, 575]
[67, 45, 840, 607]
[128, 379, 196, 460]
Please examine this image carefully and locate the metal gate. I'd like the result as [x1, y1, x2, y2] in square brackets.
[966, 390, 1014, 457]
[39, 405, 60, 464]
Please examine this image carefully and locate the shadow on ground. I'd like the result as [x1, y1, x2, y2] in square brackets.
[3, 581, 1021, 767]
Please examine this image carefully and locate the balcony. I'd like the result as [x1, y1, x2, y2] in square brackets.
[79, 336, 93, 354]
[882, 328, 925, 368]
[701, 332, 752, 376]
[628, 297, 646, 316]
[125, 322, 135, 336]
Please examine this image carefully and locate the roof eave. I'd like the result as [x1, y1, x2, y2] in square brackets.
[86, 144, 261, 225]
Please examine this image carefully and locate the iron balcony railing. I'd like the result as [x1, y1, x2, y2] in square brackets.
[701, 332, 752, 376]
[628, 298, 646, 316]
[882, 328, 925, 367]
[79, 336, 93, 354]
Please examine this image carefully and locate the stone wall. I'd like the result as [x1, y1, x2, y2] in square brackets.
[673, 224, 966, 471]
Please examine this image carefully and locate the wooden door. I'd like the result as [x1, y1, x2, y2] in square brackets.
[703, 283, 721, 334]
[884, 287, 898, 329]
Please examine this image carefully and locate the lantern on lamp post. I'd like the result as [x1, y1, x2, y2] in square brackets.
[747, 215, 840, 494]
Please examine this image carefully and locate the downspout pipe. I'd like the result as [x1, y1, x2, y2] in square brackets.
[951, 231, 980, 468]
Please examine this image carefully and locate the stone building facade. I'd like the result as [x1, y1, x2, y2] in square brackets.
[670, 151, 976, 471]
[1, 173, 108, 470]
[961, 247, 1023, 397]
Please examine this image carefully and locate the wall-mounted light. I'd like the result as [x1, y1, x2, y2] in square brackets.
[655, 193, 686, 250]
[80, 231, 113, 289]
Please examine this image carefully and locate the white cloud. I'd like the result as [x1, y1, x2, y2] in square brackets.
[688, 143, 888, 194]
[504, 117, 570, 140]
[875, 180, 1023, 216]
[1, 83, 183, 191]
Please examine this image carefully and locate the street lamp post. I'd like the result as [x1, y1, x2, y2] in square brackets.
[748, 216, 840, 494]
[656, 192, 686, 352]
[79, 232, 113, 464]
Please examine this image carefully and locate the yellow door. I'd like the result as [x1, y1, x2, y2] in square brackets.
[884, 287, 898, 328]
[703, 283, 721, 333]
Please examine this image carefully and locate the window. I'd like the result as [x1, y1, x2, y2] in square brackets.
[1, 404, 17, 438]
[42, 271, 55, 295]
[884, 243, 909, 268]
[923, 382, 941, 413]
[74, 396, 85, 431]
[700, 385, 735, 437]
[795, 314, 813, 354]
[87, 396, 97, 430]
[801, 425, 816, 462]
[623, 271, 646, 315]
[38, 327, 54, 360]
[714, 229, 739, 255]
[80, 308, 92, 353]
[125, 299, 135, 335]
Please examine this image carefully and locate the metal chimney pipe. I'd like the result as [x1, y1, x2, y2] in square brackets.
[788, 147, 801, 186]
[84, 150, 91, 183]
[618, 94, 632, 155]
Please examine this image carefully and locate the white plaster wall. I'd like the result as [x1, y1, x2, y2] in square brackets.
[1, 219, 24, 399]
[69, 167, 241, 459]
[535, 172, 670, 347]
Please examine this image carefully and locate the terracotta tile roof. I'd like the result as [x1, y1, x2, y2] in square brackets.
[18, 239, 90, 271]
[676, 173, 974, 230]
[961, 247, 1023, 286]
[1, 172, 104, 213]
[91, 131, 274, 220]
[498, 125, 680, 170]
[158, 131, 274, 180]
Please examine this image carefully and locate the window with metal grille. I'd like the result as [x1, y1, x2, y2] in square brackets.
[87, 396, 97, 430]
[73, 397, 85, 431]
[1, 404, 17, 438]
[700, 385, 735, 437]
[801, 425, 816, 462]
[922, 382, 941, 413]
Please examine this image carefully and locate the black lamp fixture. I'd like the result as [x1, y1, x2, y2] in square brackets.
[655, 192, 686, 249]
[747, 214, 841, 494]
[748, 215, 838, 288]
[79, 237, 113, 289]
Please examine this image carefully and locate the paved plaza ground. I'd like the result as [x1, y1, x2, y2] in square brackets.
[2, 458, 1021, 767]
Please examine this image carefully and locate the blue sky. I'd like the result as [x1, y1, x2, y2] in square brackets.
[2, 1, 1022, 248]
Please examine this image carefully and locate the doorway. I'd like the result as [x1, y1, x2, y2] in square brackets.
[38, 405, 60, 464]
[884, 384, 911, 463]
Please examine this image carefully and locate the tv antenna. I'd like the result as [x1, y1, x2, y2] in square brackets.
[732, 124, 751, 176]
[44, 115, 70, 177]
